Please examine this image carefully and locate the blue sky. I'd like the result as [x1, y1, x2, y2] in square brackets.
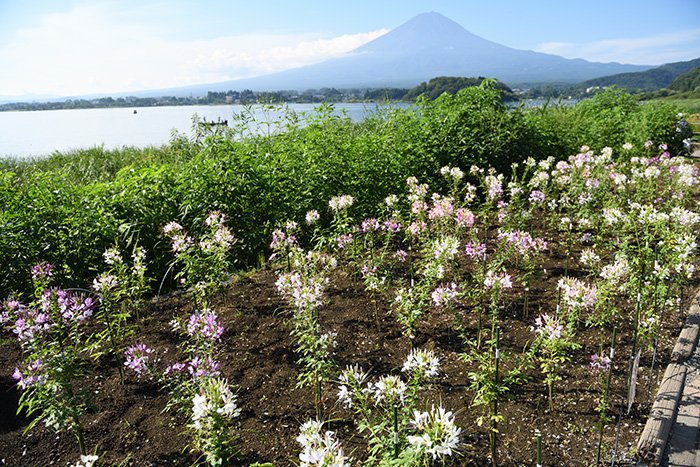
[1, 0, 699, 98]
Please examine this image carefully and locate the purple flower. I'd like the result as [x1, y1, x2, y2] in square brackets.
[455, 208, 475, 228]
[428, 199, 454, 220]
[187, 310, 225, 342]
[41, 288, 94, 324]
[270, 229, 298, 250]
[188, 356, 220, 378]
[336, 233, 353, 249]
[464, 241, 487, 260]
[12, 359, 45, 390]
[590, 353, 611, 372]
[394, 250, 408, 263]
[12, 307, 51, 342]
[382, 219, 402, 233]
[124, 343, 153, 376]
[165, 362, 187, 375]
[31, 262, 54, 281]
[529, 190, 545, 203]
[408, 221, 427, 236]
[483, 271, 512, 291]
[533, 314, 563, 340]
[360, 265, 377, 277]
[361, 218, 381, 232]
[431, 283, 459, 307]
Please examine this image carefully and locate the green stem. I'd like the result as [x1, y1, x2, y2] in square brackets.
[491, 326, 500, 467]
[315, 375, 322, 422]
[73, 416, 87, 456]
[103, 300, 124, 384]
[393, 404, 399, 459]
[596, 327, 617, 465]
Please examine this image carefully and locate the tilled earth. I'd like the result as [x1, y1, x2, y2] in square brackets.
[0, 255, 690, 466]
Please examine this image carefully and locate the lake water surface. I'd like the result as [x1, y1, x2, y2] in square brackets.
[0, 103, 380, 158]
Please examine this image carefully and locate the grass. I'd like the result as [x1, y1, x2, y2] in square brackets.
[653, 98, 700, 115]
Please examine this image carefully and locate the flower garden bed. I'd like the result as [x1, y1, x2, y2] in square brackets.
[1, 146, 698, 466]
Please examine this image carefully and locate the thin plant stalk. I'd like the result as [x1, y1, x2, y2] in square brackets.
[596, 327, 616, 466]
[491, 325, 500, 467]
[315, 375, 323, 422]
[393, 404, 399, 459]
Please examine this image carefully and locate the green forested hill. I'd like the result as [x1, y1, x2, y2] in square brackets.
[404, 76, 517, 101]
[669, 65, 700, 92]
[580, 57, 700, 92]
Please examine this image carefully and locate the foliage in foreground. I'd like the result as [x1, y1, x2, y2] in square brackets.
[2, 135, 697, 465]
[0, 86, 691, 299]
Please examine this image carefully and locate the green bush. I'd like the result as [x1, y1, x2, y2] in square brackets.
[0, 86, 688, 297]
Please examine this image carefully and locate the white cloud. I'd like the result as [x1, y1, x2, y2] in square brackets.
[535, 29, 700, 65]
[0, 4, 388, 97]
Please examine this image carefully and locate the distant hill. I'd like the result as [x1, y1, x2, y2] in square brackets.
[580, 57, 700, 92]
[669, 65, 700, 92]
[129, 12, 650, 97]
[404, 76, 516, 101]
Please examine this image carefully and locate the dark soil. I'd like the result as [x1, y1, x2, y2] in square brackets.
[0, 253, 692, 466]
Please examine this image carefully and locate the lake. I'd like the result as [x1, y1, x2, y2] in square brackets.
[0, 103, 385, 158]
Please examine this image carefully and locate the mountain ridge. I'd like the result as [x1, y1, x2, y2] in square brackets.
[166, 12, 649, 95]
[7, 12, 655, 101]
[580, 57, 700, 92]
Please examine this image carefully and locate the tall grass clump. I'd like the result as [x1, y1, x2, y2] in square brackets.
[524, 87, 691, 157]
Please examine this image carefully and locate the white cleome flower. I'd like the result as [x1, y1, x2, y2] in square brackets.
[297, 420, 351, 467]
[191, 393, 211, 429]
[216, 383, 242, 419]
[402, 349, 440, 378]
[371, 375, 407, 406]
[408, 405, 461, 460]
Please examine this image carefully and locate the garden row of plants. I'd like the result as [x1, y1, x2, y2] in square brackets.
[1, 135, 697, 464]
[0, 85, 692, 299]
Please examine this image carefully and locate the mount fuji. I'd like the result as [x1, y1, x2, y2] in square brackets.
[146, 12, 653, 95]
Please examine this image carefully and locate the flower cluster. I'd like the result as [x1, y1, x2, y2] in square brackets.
[124, 343, 154, 376]
[464, 241, 487, 259]
[191, 378, 241, 429]
[12, 359, 47, 390]
[163, 221, 193, 253]
[69, 455, 99, 467]
[370, 375, 408, 406]
[164, 355, 221, 379]
[431, 236, 460, 261]
[440, 165, 464, 181]
[533, 314, 563, 340]
[590, 353, 611, 372]
[328, 195, 354, 212]
[275, 272, 327, 311]
[407, 405, 461, 460]
[557, 277, 597, 310]
[498, 230, 547, 256]
[431, 283, 459, 307]
[92, 273, 118, 293]
[337, 365, 369, 409]
[187, 309, 225, 342]
[31, 262, 54, 281]
[296, 420, 350, 467]
[402, 348, 440, 379]
[485, 173, 504, 201]
[600, 255, 630, 284]
[483, 270, 512, 291]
